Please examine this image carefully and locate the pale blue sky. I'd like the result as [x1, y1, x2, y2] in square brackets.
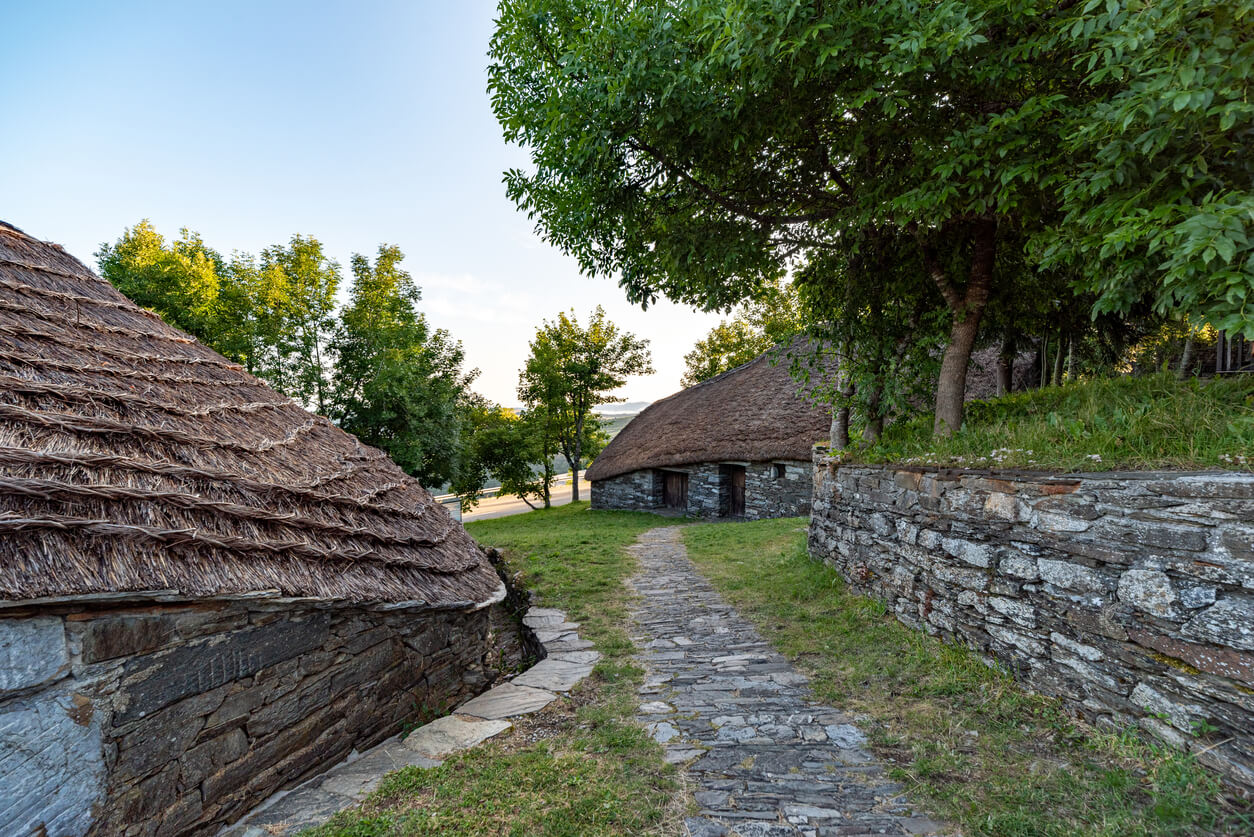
[0, 0, 719, 405]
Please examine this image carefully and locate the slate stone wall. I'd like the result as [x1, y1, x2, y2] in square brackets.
[0, 597, 528, 837]
[808, 451, 1254, 790]
[590, 460, 811, 520]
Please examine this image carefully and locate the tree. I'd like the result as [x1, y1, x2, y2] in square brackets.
[518, 306, 652, 502]
[97, 223, 343, 409]
[97, 220, 241, 358]
[330, 245, 475, 487]
[254, 236, 341, 413]
[489, 0, 1081, 436]
[453, 400, 555, 511]
[1043, 0, 1254, 339]
[681, 280, 805, 386]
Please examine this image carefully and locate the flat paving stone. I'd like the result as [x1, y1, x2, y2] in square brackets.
[457, 681, 557, 720]
[512, 657, 595, 692]
[629, 527, 948, 837]
[403, 714, 513, 758]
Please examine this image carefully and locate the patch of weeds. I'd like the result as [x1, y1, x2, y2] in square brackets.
[682, 518, 1253, 836]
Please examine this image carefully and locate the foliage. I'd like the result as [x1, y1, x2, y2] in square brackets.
[96, 221, 250, 364]
[306, 504, 680, 837]
[330, 245, 475, 487]
[682, 518, 1251, 836]
[97, 222, 343, 409]
[489, 0, 1252, 436]
[844, 373, 1254, 472]
[1042, 0, 1254, 338]
[680, 279, 805, 387]
[452, 400, 551, 512]
[488, 0, 1082, 436]
[252, 235, 341, 413]
[518, 307, 652, 500]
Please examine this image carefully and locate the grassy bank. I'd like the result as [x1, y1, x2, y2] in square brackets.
[683, 518, 1252, 837]
[847, 373, 1253, 472]
[305, 503, 681, 837]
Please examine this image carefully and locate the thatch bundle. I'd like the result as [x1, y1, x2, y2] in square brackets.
[586, 346, 832, 482]
[0, 222, 502, 607]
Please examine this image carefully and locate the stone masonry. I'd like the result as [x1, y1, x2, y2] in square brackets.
[592, 461, 812, 520]
[808, 450, 1254, 791]
[0, 596, 529, 837]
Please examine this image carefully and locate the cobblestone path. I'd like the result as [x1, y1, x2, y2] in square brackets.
[629, 527, 946, 837]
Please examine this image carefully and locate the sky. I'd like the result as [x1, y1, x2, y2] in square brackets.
[0, 0, 723, 406]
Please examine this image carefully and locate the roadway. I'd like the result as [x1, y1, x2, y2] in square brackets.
[456, 477, 593, 522]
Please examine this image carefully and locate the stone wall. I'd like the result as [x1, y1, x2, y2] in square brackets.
[1, 596, 530, 837]
[590, 460, 811, 520]
[807, 452, 1254, 790]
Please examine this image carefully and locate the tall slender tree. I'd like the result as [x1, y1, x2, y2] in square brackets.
[518, 307, 652, 502]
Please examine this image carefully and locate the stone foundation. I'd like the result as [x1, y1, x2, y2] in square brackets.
[808, 451, 1254, 791]
[0, 594, 530, 837]
[591, 460, 811, 520]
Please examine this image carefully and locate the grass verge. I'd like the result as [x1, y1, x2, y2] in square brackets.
[303, 503, 681, 837]
[846, 373, 1253, 472]
[682, 518, 1253, 836]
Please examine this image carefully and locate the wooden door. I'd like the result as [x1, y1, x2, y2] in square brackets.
[663, 471, 688, 510]
[729, 467, 746, 517]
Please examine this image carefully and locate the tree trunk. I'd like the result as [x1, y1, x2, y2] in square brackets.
[570, 460, 580, 502]
[1177, 335, 1194, 379]
[1052, 333, 1065, 387]
[995, 331, 1015, 396]
[830, 408, 850, 451]
[862, 381, 885, 443]
[1066, 337, 1075, 382]
[929, 219, 997, 437]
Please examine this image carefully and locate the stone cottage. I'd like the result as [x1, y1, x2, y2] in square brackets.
[0, 222, 528, 837]
[587, 346, 830, 519]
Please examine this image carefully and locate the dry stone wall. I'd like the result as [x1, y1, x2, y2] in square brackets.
[590, 460, 811, 520]
[807, 450, 1254, 791]
[0, 596, 529, 837]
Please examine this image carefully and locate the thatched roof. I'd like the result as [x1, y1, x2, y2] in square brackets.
[586, 345, 831, 482]
[0, 222, 502, 608]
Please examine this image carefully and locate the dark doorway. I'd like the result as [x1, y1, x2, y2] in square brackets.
[662, 471, 688, 511]
[720, 464, 746, 517]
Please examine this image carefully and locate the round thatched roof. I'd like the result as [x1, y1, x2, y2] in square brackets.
[585, 345, 832, 482]
[0, 222, 502, 608]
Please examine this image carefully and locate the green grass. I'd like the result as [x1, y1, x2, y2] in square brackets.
[304, 504, 682, 837]
[682, 518, 1253, 836]
[847, 373, 1254, 472]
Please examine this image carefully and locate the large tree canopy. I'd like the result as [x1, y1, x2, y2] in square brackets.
[490, 0, 1253, 435]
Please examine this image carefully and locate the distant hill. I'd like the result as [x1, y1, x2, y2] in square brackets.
[595, 400, 651, 417]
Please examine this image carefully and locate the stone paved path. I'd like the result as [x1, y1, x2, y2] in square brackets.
[629, 527, 946, 837]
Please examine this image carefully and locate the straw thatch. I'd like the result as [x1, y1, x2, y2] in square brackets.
[586, 345, 831, 482]
[0, 222, 502, 608]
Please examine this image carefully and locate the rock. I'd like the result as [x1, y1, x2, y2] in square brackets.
[1182, 598, 1254, 651]
[455, 683, 556, 720]
[511, 658, 594, 692]
[1038, 559, 1107, 594]
[1179, 586, 1217, 609]
[1117, 570, 1177, 617]
[0, 691, 105, 837]
[0, 617, 67, 692]
[402, 715, 512, 758]
[942, 537, 992, 568]
[81, 614, 176, 664]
